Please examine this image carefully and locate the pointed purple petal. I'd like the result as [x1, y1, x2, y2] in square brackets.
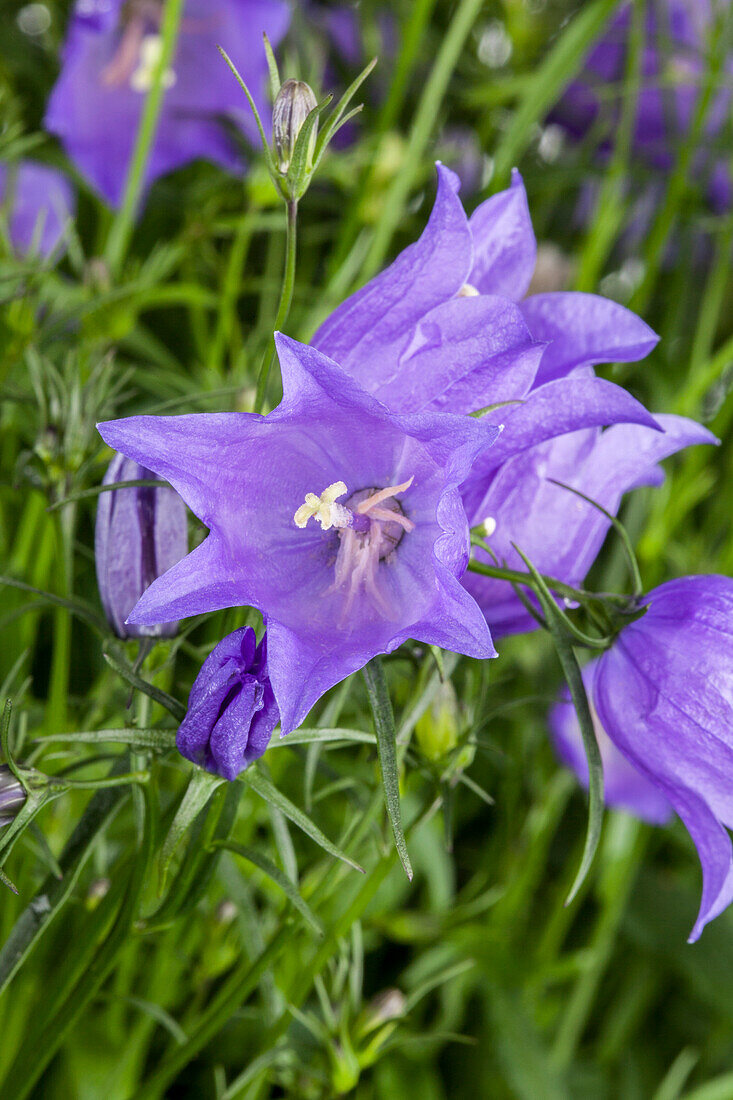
[468, 168, 537, 300]
[312, 163, 472, 392]
[521, 292, 660, 384]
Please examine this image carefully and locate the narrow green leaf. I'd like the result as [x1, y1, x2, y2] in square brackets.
[287, 95, 333, 198]
[548, 478, 644, 597]
[515, 549, 605, 905]
[0, 771, 127, 996]
[34, 727, 178, 752]
[243, 767, 363, 873]
[362, 658, 413, 881]
[269, 726, 375, 748]
[46, 479, 161, 512]
[217, 46, 279, 177]
[0, 576, 106, 634]
[159, 768, 225, 891]
[262, 32, 281, 101]
[314, 57, 377, 163]
[213, 840, 323, 936]
[103, 641, 186, 720]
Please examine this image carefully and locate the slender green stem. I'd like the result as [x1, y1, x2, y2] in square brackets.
[466, 554, 618, 607]
[47, 502, 76, 734]
[104, 0, 186, 277]
[254, 198, 298, 414]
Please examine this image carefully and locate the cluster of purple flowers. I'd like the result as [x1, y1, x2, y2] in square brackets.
[96, 160, 732, 939]
[13, 5, 724, 942]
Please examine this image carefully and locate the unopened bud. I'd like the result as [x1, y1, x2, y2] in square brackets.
[366, 988, 406, 1026]
[0, 765, 27, 826]
[273, 79, 317, 173]
[415, 680, 460, 762]
[95, 454, 188, 639]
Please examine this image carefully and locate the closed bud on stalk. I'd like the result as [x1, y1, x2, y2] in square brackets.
[95, 454, 188, 639]
[0, 765, 27, 827]
[273, 78, 317, 172]
[415, 680, 460, 762]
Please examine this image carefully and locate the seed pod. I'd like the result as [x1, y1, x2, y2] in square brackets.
[272, 78, 318, 172]
[95, 454, 188, 638]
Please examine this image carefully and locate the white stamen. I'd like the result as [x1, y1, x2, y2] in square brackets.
[296, 476, 415, 621]
[130, 34, 177, 93]
[482, 516, 497, 537]
[457, 283, 480, 297]
[293, 481, 349, 531]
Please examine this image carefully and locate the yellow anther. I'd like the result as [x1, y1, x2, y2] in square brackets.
[130, 35, 177, 93]
[294, 481, 349, 530]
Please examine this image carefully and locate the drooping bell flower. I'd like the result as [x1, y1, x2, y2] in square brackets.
[464, 415, 717, 636]
[45, 0, 290, 207]
[95, 453, 188, 638]
[0, 161, 73, 257]
[549, 661, 673, 826]
[549, 0, 732, 213]
[590, 575, 733, 942]
[97, 334, 499, 733]
[177, 627, 278, 779]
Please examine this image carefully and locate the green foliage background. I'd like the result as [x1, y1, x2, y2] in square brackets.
[1, 0, 732, 1096]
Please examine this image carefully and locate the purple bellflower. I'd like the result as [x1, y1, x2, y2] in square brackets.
[550, 661, 673, 826]
[97, 334, 499, 734]
[550, 0, 732, 213]
[588, 576, 733, 942]
[312, 164, 712, 634]
[0, 161, 73, 257]
[95, 453, 188, 638]
[45, 0, 290, 207]
[177, 627, 278, 779]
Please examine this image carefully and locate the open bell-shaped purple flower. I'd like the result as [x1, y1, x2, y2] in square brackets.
[95, 453, 188, 638]
[177, 627, 278, 779]
[97, 333, 500, 733]
[590, 575, 733, 942]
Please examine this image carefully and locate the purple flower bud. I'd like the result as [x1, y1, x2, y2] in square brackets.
[95, 454, 188, 638]
[592, 576, 733, 942]
[176, 627, 279, 780]
[273, 79, 318, 172]
[0, 765, 27, 827]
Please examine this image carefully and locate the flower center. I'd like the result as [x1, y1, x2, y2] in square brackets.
[100, 3, 176, 91]
[294, 477, 415, 619]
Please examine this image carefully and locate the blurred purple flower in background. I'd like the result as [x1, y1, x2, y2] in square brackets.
[591, 575, 733, 942]
[0, 161, 73, 257]
[95, 453, 188, 638]
[45, 0, 290, 207]
[177, 627, 278, 779]
[97, 334, 499, 733]
[550, 661, 673, 826]
[550, 0, 732, 212]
